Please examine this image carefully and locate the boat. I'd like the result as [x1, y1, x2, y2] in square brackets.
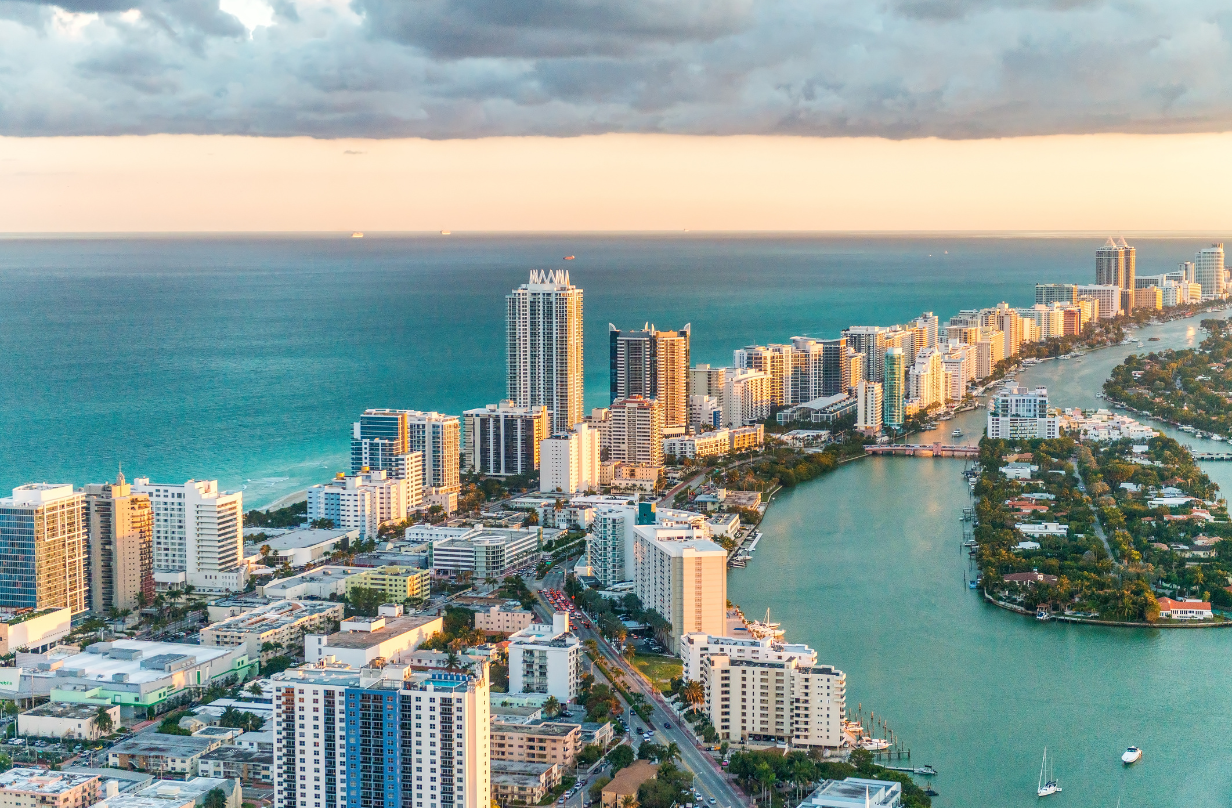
[1148, 336, 1161, 341]
[351, 232, 364, 238]
[440, 230, 451, 235]
[1121, 746, 1142, 764]
[1037, 748, 1061, 797]
[969, 580, 978, 589]
[564, 255, 575, 260]
[859, 738, 891, 751]
[952, 429, 964, 438]
[1036, 606, 1050, 621]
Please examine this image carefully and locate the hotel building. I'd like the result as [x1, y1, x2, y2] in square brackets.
[632, 525, 727, 647]
[131, 478, 245, 593]
[462, 402, 550, 478]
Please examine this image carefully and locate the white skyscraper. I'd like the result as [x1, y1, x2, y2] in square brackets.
[1195, 243, 1226, 300]
[507, 270, 585, 434]
[131, 478, 246, 593]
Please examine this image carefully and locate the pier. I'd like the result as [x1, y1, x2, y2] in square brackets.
[1192, 452, 1232, 461]
[866, 443, 980, 458]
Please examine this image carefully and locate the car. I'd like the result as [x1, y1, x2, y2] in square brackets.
[720, 761, 729, 767]
[663, 723, 671, 729]
[558, 799, 565, 805]
[709, 799, 717, 804]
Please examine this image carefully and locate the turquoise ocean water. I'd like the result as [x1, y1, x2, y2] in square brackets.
[1, 232, 1221, 507]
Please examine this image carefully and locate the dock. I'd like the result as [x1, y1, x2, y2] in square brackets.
[1193, 452, 1232, 461]
[866, 443, 980, 458]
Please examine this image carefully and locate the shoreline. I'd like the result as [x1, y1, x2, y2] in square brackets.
[981, 590, 1232, 628]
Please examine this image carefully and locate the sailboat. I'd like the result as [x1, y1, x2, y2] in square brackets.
[1037, 747, 1061, 797]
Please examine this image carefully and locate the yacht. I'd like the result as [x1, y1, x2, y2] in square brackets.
[351, 232, 364, 238]
[1121, 746, 1143, 764]
[952, 428, 963, 438]
[1037, 748, 1061, 797]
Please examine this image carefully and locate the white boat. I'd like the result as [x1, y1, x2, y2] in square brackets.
[952, 429, 963, 438]
[1121, 746, 1142, 764]
[859, 738, 891, 751]
[351, 231, 364, 238]
[1037, 747, 1061, 797]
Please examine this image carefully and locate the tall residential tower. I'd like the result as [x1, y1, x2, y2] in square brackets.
[608, 324, 690, 431]
[83, 471, 154, 614]
[0, 484, 87, 615]
[507, 270, 585, 434]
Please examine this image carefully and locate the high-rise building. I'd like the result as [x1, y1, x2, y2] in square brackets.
[842, 326, 889, 384]
[131, 478, 245, 593]
[993, 303, 1023, 359]
[721, 369, 772, 428]
[507, 269, 584, 433]
[351, 409, 411, 475]
[913, 312, 939, 349]
[308, 469, 412, 538]
[633, 525, 727, 648]
[855, 381, 883, 433]
[1035, 284, 1077, 306]
[608, 324, 691, 430]
[508, 613, 582, 702]
[586, 503, 640, 586]
[463, 401, 550, 477]
[539, 425, 601, 495]
[351, 408, 445, 506]
[273, 662, 491, 808]
[987, 386, 1059, 439]
[606, 397, 665, 467]
[733, 344, 793, 407]
[882, 348, 906, 430]
[1075, 285, 1121, 319]
[819, 338, 850, 396]
[0, 485, 87, 615]
[1195, 243, 1226, 299]
[689, 365, 727, 400]
[908, 349, 944, 410]
[82, 472, 153, 614]
[1096, 237, 1136, 293]
[407, 412, 461, 512]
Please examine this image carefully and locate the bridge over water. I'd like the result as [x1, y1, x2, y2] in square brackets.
[865, 443, 980, 458]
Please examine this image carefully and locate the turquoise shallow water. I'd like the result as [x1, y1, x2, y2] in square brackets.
[1, 232, 1226, 507]
[729, 313, 1232, 807]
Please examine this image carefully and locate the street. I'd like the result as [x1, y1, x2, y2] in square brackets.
[531, 566, 745, 808]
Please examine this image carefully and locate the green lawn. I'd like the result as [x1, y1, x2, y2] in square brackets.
[631, 653, 682, 692]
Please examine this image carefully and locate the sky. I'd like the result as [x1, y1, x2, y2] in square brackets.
[3, 0, 1232, 230]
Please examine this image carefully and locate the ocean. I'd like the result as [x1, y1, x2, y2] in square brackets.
[0, 232, 1221, 505]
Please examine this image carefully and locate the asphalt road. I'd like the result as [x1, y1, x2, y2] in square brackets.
[531, 568, 745, 808]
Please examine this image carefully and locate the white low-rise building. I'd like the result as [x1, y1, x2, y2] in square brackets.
[1016, 522, 1068, 537]
[244, 528, 358, 568]
[802, 778, 901, 808]
[1060, 408, 1159, 442]
[200, 599, 344, 662]
[18, 701, 121, 740]
[0, 608, 71, 655]
[304, 611, 442, 668]
[258, 565, 368, 600]
[508, 613, 582, 702]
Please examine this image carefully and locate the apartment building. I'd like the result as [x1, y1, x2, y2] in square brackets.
[609, 324, 691, 431]
[474, 606, 535, 634]
[0, 768, 100, 808]
[307, 470, 413, 540]
[606, 396, 665, 467]
[83, 472, 154, 614]
[508, 269, 585, 434]
[489, 721, 580, 766]
[632, 525, 727, 647]
[987, 386, 1060, 440]
[722, 368, 772, 428]
[507, 613, 582, 702]
[304, 609, 443, 668]
[200, 599, 344, 662]
[463, 401, 551, 477]
[539, 425, 601, 495]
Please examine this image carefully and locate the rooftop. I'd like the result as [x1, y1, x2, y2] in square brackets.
[248, 528, 355, 551]
[323, 614, 441, 649]
[0, 768, 98, 794]
[22, 702, 107, 720]
[603, 760, 658, 796]
[136, 777, 239, 803]
[204, 600, 342, 635]
[491, 721, 580, 737]
[200, 746, 273, 763]
[110, 734, 218, 757]
[41, 640, 235, 686]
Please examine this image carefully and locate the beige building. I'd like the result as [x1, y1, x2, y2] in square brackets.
[0, 769, 99, 808]
[0, 484, 88, 615]
[607, 396, 665, 466]
[0, 607, 71, 654]
[83, 472, 153, 614]
[1134, 286, 1163, 311]
[722, 368, 772, 428]
[200, 599, 344, 662]
[490, 721, 580, 766]
[491, 761, 561, 806]
[609, 324, 691, 431]
[632, 525, 727, 647]
[17, 702, 121, 740]
[703, 652, 845, 749]
[539, 424, 602, 495]
[304, 610, 443, 668]
[475, 605, 536, 634]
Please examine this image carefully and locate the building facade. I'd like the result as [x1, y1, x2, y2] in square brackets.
[507, 269, 585, 434]
[632, 526, 727, 647]
[1195, 243, 1226, 299]
[608, 324, 690, 430]
[131, 478, 244, 593]
[0, 484, 87, 615]
[83, 473, 154, 614]
[881, 348, 905, 430]
[463, 402, 550, 477]
[507, 613, 582, 702]
[987, 386, 1060, 440]
[538, 426, 601, 495]
[606, 396, 665, 467]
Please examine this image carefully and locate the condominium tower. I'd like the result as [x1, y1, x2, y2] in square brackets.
[462, 401, 550, 477]
[632, 525, 727, 647]
[609, 324, 690, 430]
[606, 396, 665, 466]
[882, 347, 906, 430]
[507, 270, 585, 434]
[0, 484, 87, 615]
[1096, 237, 1136, 291]
[82, 471, 154, 613]
[352, 409, 458, 507]
[1195, 243, 1226, 299]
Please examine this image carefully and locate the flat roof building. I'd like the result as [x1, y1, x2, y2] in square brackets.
[802, 778, 901, 808]
[0, 769, 99, 808]
[258, 565, 367, 600]
[0, 485, 88, 616]
[200, 599, 344, 662]
[108, 735, 225, 777]
[17, 700, 121, 740]
[632, 525, 727, 647]
[508, 613, 582, 702]
[244, 528, 358, 568]
[304, 612, 443, 668]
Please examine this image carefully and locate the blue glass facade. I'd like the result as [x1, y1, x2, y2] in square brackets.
[0, 508, 38, 609]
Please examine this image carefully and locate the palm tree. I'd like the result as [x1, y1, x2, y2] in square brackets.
[681, 680, 705, 710]
[94, 707, 114, 735]
[619, 796, 637, 808]
[444, 651, 461, 671]
[663, 742, 681, 764]
[543, 696, 561, 718]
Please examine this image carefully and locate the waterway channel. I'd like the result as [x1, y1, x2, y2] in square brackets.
[727, 311, 1232, 807]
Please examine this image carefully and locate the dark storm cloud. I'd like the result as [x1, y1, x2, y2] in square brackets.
[2, 0, 1232, 138]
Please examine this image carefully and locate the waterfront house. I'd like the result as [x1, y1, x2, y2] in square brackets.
[1014, 541, 1042, 551]
[802, 777, 901, 808]
[1015, 522, 1068, 537]
[1003, 572, 1059, 586]
[1000, 462, 1038, 480]
[1156, 597, 1213, 620]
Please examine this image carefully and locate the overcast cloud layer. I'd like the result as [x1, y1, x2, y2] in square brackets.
[3, 0, 1232, 138]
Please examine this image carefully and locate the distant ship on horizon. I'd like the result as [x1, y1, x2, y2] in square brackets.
[351, 232, 363, 238]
